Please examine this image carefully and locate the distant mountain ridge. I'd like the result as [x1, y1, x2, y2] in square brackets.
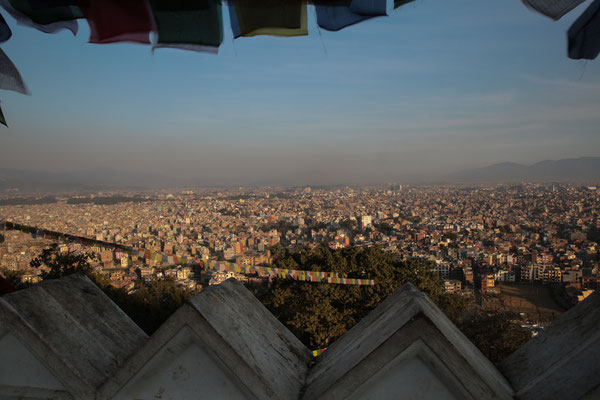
[1, 156, 599, 193]
[447, 157, 600, 183]
[0, 168, 171, 194]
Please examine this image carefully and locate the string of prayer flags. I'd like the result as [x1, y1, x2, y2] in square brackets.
[0, 11, 11, 42]
[229, 0, 307, 38]
[149, 0, 223, 53]
[312, 348, 327, 357]
[522, 0, 584, 20]
[1, 220, 377, 286]
[315, 0, 387, 32]
[0, 0, 80, 34]
[82, 0, 153, 44]
[205, 260, 375, 285]
[0, 48, 28, 95]
[568, 0, 600, 60]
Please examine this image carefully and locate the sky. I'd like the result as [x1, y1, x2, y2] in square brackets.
[1, 0, 599, 186]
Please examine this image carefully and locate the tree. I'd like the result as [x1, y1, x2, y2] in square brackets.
[340, 218, 357, 231]
[98, 277, 193, 334]
[443, 232, 458, 241]
[374, 222, 394, 236]
[31, 244, 98, 279]
[0, 233, 4, 243]
[255, 245, 465, 349]
[458, 310, 532, 364]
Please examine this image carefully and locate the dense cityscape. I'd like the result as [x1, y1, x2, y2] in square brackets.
[1, 183, 598, 313]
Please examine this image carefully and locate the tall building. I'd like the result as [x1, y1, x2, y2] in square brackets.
[481, 274, 496, 293]
[359, 215, 372, 230]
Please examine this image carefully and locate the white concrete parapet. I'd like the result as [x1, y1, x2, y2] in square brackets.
[1, 275, 598, 399]
[500, 289, 600, 400]
[0, 274, 148, 399]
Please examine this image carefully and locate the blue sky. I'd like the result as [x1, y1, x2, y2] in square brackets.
[1, 0, 599, 186]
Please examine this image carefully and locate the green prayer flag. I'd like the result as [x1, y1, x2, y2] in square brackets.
[394, 0, 415, 9]
[8, 0, 82, 25]
[150, 0, 223, 50]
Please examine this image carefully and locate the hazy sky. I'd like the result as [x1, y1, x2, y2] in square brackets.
[1, 0, 599, 186]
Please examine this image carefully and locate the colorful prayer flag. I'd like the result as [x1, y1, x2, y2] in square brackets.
[82, 0, 153, 44]
[1, 0, 80, 34]
[568, 0, 600, 60]
[229, 0, 307, 38]
[149, 0, 223, 52]
[0, 12, 12, 42]
[523, 0, 584, 20]
[315, 0, 386, 32]
[0, 48, 29, 95]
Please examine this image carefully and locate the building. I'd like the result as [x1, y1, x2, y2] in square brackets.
[432, 263, 450, 279]
[481, 274, 496, 294]
[521, 265, 541, 282]
[541, 267, 562, 283]
[176, 266, 192, 280]
[443, 279, 462, 293]
[495, 269, 516, 283]
[359, 215, 372, 230]
[222, 247, 235, 261]
[463, 267, 474, 284]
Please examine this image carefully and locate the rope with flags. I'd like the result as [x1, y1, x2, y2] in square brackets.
[1, 220, 376, 286]
[312, 348, 327, 357]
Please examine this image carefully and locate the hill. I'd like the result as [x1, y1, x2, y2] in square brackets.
[447, 157, 600, 184]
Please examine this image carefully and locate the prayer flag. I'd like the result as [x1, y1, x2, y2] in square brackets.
[0, 48, 28, 94]
[394, 0, 415, 9]
[568, 0, 600, 60]
[149, 0, 223, 52]
[1, 0, 80, 34]
[82, 0, 153, 44]
[315, 0, 386, 32]
[229, 0, 307, 38]
[0, 12, 12, 42]
[522, 0, 584, 20]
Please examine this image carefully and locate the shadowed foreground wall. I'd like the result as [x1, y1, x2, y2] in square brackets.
[0, 274, 598, 399]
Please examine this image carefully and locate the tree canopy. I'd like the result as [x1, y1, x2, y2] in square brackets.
[256, 245, 529, 364]
[457, 310, 532, 364]
[256, 245, 468, 349]
[31, 244, 97, 279]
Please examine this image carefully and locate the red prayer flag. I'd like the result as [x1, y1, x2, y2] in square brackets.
[83, 0, 153, 44]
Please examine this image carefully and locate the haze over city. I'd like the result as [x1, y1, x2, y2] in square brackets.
[1, 0, 599, 186]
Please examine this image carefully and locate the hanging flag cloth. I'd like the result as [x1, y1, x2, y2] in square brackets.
[229, 0, 307, 38]
[0, 0, 80, 34]
[0, 12, 12, 42]
[568, 0, 600, 60]
[0, 48, 28, 94]
[394, 0, 415, 9]
[149, 0, 223, 53]
[315, 0, 386, 32]
[82, 0, 153, 44]
[521, 0, 584, 20]
[0, 102, 7, 127]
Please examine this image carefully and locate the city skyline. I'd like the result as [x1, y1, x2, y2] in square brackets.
[1, 0, 599, 186]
